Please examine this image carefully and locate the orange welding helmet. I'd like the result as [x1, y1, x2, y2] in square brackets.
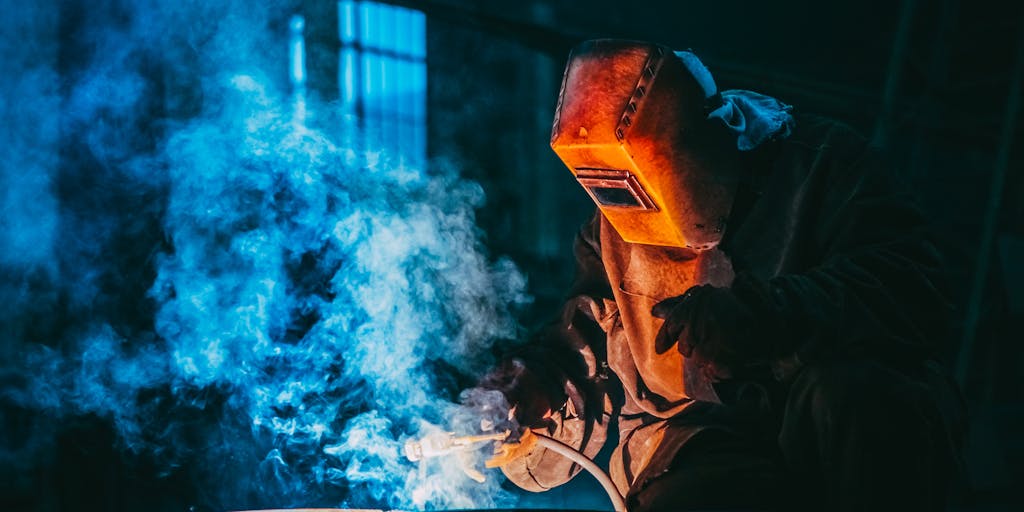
[551, 39, 737, 250]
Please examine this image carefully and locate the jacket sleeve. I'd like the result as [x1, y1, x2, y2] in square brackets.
[499, 212, 623, 492]
[765, 144, 951, 369]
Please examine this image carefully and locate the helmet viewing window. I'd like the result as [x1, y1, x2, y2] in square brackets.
[575, 168, 657, 210]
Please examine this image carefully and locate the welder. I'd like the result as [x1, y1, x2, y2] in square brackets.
[481, 39, 965, 511]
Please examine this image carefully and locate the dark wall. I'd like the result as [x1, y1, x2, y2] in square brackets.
[427, 6, 594, 324]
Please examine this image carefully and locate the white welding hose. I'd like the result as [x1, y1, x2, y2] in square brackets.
[532, 433, 627, 512]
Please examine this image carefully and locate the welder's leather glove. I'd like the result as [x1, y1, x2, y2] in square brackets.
[478, 358, 567, 434]
[652, 273, 783, 375]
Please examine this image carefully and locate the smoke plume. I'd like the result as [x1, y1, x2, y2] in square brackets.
[0, 0, 529, 509]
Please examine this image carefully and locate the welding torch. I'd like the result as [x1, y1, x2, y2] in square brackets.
[403, 430, 511, 462]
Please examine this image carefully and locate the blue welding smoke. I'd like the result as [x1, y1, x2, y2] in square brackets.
[0, 0, 528, 509]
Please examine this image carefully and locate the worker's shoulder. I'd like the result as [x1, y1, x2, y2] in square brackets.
[772, 113, 907, 195]
[783, 113, 874, 163]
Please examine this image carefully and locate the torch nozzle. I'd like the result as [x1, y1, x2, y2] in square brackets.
[403, 430, 511, 462]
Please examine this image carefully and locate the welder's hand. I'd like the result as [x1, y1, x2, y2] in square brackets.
[485, 428, 539, 469]
[652, 274, 780, 372]
[478, 358, 566, 433]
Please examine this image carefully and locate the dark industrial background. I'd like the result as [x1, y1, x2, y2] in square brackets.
[428, 2, 1024, 507]
[3, 0, 1023, 510]
[424, 0, 1024, 509]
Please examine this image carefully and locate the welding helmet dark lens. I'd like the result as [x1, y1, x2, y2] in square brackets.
[575, 168, 656, 211]
[589, 186, 642, 207]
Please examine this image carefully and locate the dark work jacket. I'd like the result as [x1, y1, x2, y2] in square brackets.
[500, 115, 950, 495]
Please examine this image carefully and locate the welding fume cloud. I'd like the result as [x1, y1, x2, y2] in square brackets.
[0, 0, 529, 509]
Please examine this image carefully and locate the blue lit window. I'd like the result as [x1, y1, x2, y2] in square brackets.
[339, 0, 427, 165]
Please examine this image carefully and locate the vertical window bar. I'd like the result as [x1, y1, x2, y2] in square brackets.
[338, 0, 356, 44]
[289, 15, 306, 89]
[359, 2, 374, 51]
[339, 48, 357, 113]
[289, 14, 307, 122]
